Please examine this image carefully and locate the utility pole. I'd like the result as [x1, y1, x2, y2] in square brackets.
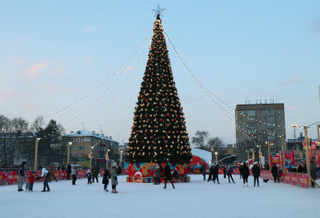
[268, 142, 273, 171]
[304, 126, 312, 188]
[282, 136, 286, 173]
[34, 137, 40, 171]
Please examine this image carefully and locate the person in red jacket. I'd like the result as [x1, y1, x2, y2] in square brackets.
[28, 172, 36, 191]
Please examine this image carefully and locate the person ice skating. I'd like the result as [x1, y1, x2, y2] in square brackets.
[239, 164, 243, 179]
[49, 165, 58, 182]
[223, 166, 227, 179]
[17, 161, 26, 191]
[67, 163, 71, 180]
[153, 164, 161, 185]
[85, 169, 92, 184]
[102, 168, 110, 191]
[271, 164, 278, 183]
[241, 162, 250, 187]
[173, 168, 180, 183]
[207, 164, 214, 182]
[163, 163, 175, 189]
[71, 166, 77, 185]
[38, 166, 51, 192]
[92, 165, 99, 183]
[212, 164, 220, 184]
[227, 167, 235, 183]
[310, 160, 317, 188]
[28, 171, 36, 191]
[200, 163, 207, 181]
[251, 162, 261, 187]
[111, 162, 118, 193]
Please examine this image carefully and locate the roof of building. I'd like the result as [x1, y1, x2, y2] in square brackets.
[65, 129, 119, 143]
[191, 148, 212, 163]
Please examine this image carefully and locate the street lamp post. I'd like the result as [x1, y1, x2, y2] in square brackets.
[268, 142, 273, 170]
[106, 149, 110, 169]
[291, 124, 298, 139]
[246, 150, 249, 166]
[120, 150, 123, 166]
[215, 152, 218, 164]
[252, 148, 255, 163]
[67, 142, 72, 165]
[211, 149, 214, 165]
[34, 137, 40, 171]
[257, 145, 262, 169]
[89, 147, 93, 169]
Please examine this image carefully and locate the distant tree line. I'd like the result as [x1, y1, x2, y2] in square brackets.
[191, 130, 223, 151]
[0, 114, 66, 168]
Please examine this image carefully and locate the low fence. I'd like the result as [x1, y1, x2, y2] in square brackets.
[0, 169, 310, 188]
[260, 170, 309, 188]
[0, 169, 106, 186]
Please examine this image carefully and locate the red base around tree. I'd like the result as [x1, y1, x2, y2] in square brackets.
[126, 163, 190, 183]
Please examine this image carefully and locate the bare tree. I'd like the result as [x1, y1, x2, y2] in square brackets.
[0, 115, 10, 166]
[30, 115, 45, 132]
[192, 131, 209, 149]
[207, 137, 223, 149]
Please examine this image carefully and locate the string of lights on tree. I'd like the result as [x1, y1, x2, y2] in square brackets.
[90, 66, 143, 149]
[126, 15, 192, 164]
[32, 31, 152, 141]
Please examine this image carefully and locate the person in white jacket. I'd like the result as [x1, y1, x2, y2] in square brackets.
[39, 166, 51, 192]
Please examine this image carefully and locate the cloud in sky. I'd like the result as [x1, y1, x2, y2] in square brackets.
[0, 88, 26, 101]
[26, 62, 50, 80]
[281, 75, 302, 86]
[49, 63, 68, 75]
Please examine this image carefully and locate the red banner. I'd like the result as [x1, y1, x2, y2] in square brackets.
[285, 150, 295, 168]
[6, 171, 18, 184]
[270, 153, 281, 168]
[283, 172, 309, 188]
[0, 171, 7, 185]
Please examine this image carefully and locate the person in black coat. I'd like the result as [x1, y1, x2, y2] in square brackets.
[212, 164, 220, 184]
[163, 163, 175, 189]
[223, 166, 227, 179]
[271, 164, 278, 183]
[102, 168, 110, 191]
[67, 163, 71, 180]
[251, 162, 261, 187]
[241, 162, 250, 187]
[200, 164, 207, 181]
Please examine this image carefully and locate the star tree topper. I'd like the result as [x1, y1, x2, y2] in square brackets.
[152, 4, 165, 17]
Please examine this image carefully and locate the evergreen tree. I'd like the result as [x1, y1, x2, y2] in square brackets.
[127, 15, 192, 164]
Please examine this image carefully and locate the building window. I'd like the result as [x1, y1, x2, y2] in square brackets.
[247, 110, 256, 117]
[267, 109, 275, 114]
[78, 146, 82, 150]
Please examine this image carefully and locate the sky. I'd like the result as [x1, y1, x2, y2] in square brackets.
[1, 1, 320, 145]
[2, 174, 320, 218]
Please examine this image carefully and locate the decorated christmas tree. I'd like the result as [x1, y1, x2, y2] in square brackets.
[126, 12, 192, 164]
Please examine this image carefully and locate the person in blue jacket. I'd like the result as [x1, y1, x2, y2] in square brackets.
[227, 167, 235, 183]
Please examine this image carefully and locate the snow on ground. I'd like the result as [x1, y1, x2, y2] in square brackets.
[1, 174, 320, 218]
